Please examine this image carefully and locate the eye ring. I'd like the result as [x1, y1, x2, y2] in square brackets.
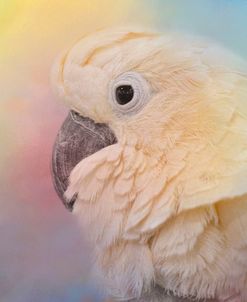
[109, 71, 151, 116]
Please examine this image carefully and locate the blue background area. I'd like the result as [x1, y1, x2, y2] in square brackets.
[148, 0, 247, 58]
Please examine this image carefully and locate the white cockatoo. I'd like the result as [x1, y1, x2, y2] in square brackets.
[51, 27, 247, 302]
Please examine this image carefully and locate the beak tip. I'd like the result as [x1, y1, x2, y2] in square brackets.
[65, 193, 78, 212]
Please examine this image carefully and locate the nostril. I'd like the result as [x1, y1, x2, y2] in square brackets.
[65, 193, 78, 212]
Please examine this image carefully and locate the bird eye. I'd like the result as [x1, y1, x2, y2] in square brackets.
[109, 71, 151, 116]
[115, 85, 134, 105]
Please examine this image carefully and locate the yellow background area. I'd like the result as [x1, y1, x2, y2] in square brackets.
[0, 0, 154, 98]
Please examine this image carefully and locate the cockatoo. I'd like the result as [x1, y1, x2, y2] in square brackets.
[51, 27, 247, 302]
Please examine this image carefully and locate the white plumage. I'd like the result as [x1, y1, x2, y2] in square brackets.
[52, 27, 247, 301]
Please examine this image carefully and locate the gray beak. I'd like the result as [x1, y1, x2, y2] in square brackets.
[51, 111, 117, 211]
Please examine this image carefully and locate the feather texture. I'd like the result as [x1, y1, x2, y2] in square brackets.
[52, 27, 247, 301]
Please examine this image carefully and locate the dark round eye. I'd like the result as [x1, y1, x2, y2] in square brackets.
[115, 85, 134, 105]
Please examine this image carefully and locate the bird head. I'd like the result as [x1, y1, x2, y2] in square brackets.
[51, 27, 247, 219]
[52, 27, 214, 148]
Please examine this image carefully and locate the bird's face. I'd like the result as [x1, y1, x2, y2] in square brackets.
[51, 27, 228, 209]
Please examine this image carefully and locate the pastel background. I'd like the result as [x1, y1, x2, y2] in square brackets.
[1, 1, 247, 301]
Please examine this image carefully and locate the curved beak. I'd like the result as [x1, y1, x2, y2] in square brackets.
[51, 111, 117, 211]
